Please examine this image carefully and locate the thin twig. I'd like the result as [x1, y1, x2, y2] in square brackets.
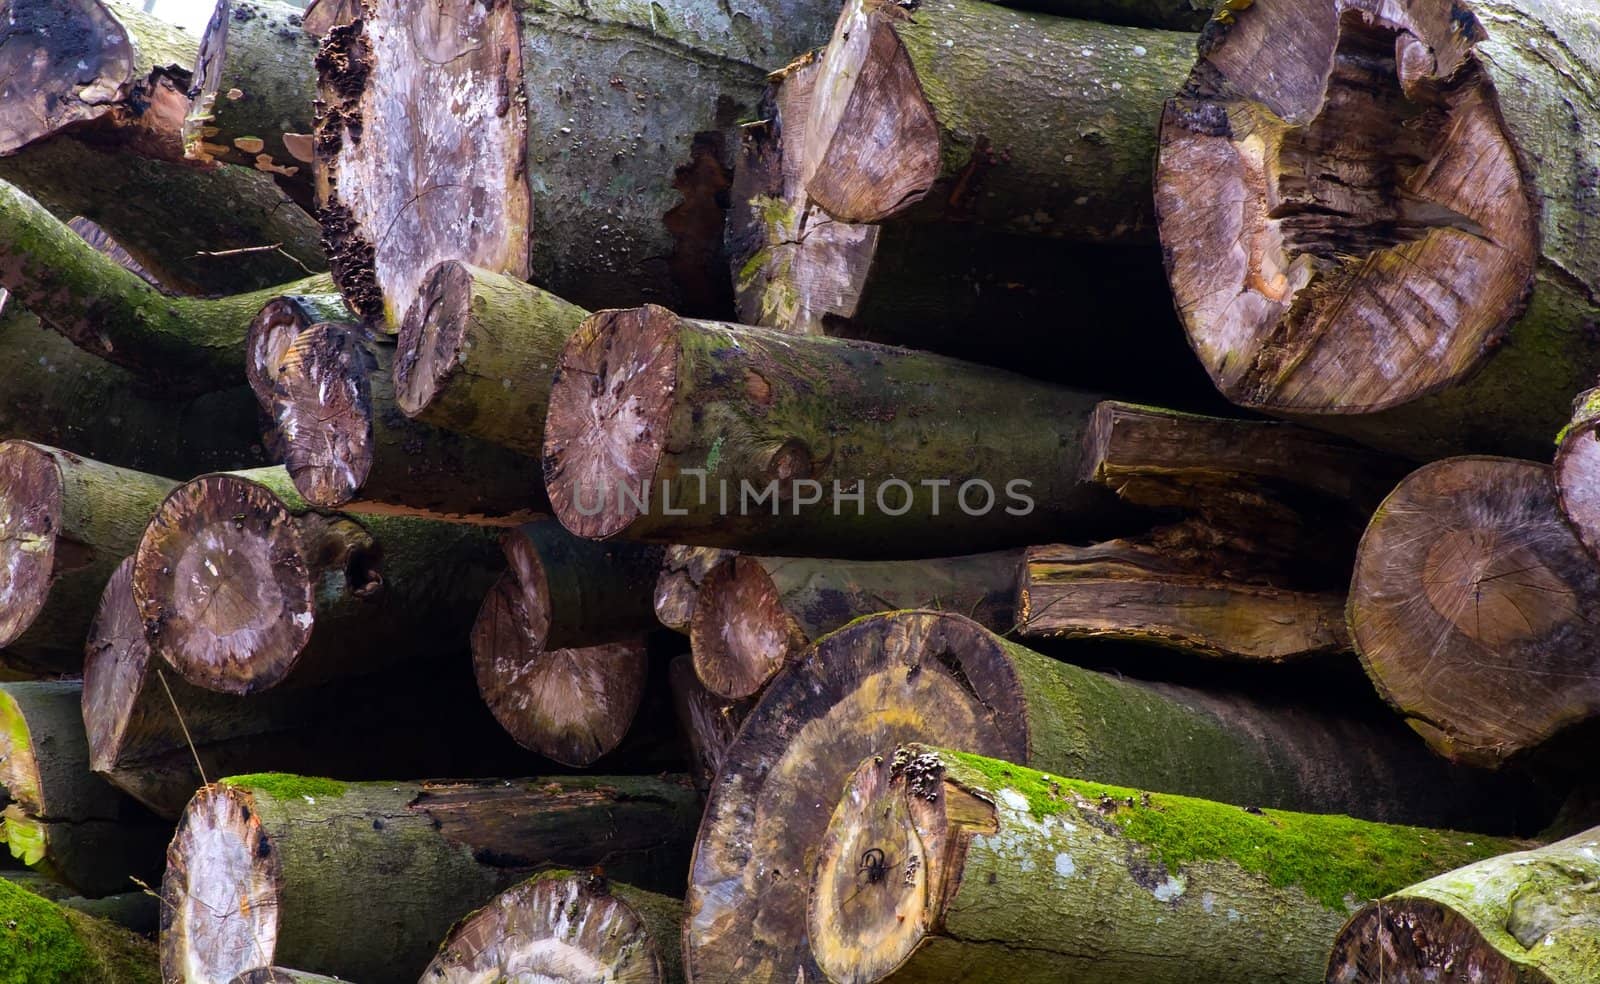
[157, 667, 207, 787]
[192, 242, 318, 277]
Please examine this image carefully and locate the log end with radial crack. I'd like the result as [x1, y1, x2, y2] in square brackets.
[689, 555, 808, 700]
[0, 442, 65, 651]
[246, 293, 352, 410]
[394, 258, 476, 419]
[274, 323, 376, 508]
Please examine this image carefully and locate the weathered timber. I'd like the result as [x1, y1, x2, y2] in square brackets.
[684, 610, 1545, 984]
[230, 972, 348, 984]
[0, 871, 158, 935]
[394, 262, 589, 454]
[542, 307, 1122, 556]
[803, 0, 1193, 240]
[66, 217, 163, 289]
[161, 774, 700, 984]
[0, 178, 330, 391]
[422, 870, 684, 983]
[810, 745, 1523, 984]
[0, 682, 167, 898]
[132, 467, 503, 695]
[1155, 0, 1600, 459]
[301, 0, 361, 37]
[1328, 826, 1600, 983]
[1349, 456, 1600, 767]
[667, 653, 750, 792]
[0, 444, 175, 675]
[245, 292, 350, 410]
[0, 878, 158, 984]
[313, 0, 835, 328]
[273, 322, 546, 515]
[690, 551, 1019, 699]
[1555, 386, 1600, 564]
[656, 546, 738, 634]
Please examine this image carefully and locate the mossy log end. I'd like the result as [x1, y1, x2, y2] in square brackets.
[394, 262, 589, 455]
[1327, 826, 1600, 984]
[0, 443, 175, 675]
[0, 681, 168, 898]
[667, 653, 751, 793]
[245, 293, 350, 410]
[690, 551, 1020, 699]
[1554, 386, 1600, 564]
[1155, 0, 1600, 460]
[542, 307, 1121, 556]
[810, 745, 1523, 984]
[1349, 456, 1600, 767]
[161, 774, 701, 984]
[132, 467, 503, 695]
[803, 0, 1194, 240]
[0, 879, 158, 984]
[422, 870, 684, 984]
[273, 322, 547, 516]
[655, 546, 738, 634]
[684, 610, 1544, 984]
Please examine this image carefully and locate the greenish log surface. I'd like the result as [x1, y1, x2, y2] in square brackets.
[0, 879, 157, 984]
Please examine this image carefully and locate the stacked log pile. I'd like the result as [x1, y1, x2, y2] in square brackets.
[0, 0, 1593, 981]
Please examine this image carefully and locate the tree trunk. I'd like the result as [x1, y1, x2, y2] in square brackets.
[394, 262, 589, 455]
[655, 546, 738, 634]
[542, 306, 1124, 556]
[161, 773, 701, 984]
[0, 178, 330, 391]
[132, 467, 504, 695]
[273, 322, 547, 516]
[690, 551, 1020, 699]
[1327, 826, 1600, 983]
[1348, 456, 1600, 767]
[0, 878, 158, 984]
[0, 682, 168, 898]
[667, 653, 749, 793]
[422, 870, 684, 983]
[313, 0, 834, 328]
[0, 443, 175, 675]
[809, 745, 1524, 984]
[684, 610, 1547, 984]
[802, 0, 1194, 240]
[1155, 0, 1600, 460]
[246, 292, 350, 411]
[1554, 385, 1600, 563]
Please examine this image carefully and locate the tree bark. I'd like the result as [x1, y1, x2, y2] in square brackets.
[132, 467, 504, 695]
[1155, 0, 1600, 460]
[809, 745, 1524, 984]
[0, 878, 158, 984]
[161, 773, 701, 984]
[655, 546, 738, 634]
[1327, 826, 1600, 983]
[246, 292, 351, 411]
[313, 0, 834, 327]
[689, 551, 1020, 699]
[0, 682, 169, 898]
[802, 0, 1194, 240]
[394, 262, 589, 455]
[422, 870, 684, 983]
[684, 609, 1546, 984]
[273, 322, 547, 516]
[1348, 456, 1600, 767]
[542, 306, 1123, 556]
[667, 653, 750, 793]
[0, 443, 175, 675]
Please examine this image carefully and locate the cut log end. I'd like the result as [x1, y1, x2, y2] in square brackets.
[1325, 898, 1528, 984]
[247, 298, 332, 410]
[422, 872, 666, 984]
[1555, 396, 1600, 562]
[544, 307, 679, 539]
[654, 545, 736, 633]
[82, 557, 144, 775]
[690, 555, 806, 699]
[0, 441, 62, 649]
[160, 783, 282, 984]
[273, 323, 375, 508]
[1156, 2, 1536, 414]
[394, 259, 475, 418]
[0, 0, 134, 155]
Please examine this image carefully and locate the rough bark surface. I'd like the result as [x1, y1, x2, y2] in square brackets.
[667, 653, 750, 792]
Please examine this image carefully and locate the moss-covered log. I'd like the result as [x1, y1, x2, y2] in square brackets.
[0, 872, 158, 936]
[1349, 456, 1600, 767]
[655, 546, 738, 634]
[690, 551, 1019, 699]
[394, 262, 589, 454]
[314, 0, 835, 328]
[422, 870, 684, 983]
[161, 773, 700, 983]
[803, 0, 1193, 241]
[0, 682, 168, 898]
[245, 292, 350, 410]
[811, 745, 1523, 984]
[543, 307, 1123, 556]
[1328, 826, 1600, 983]
[132, 467, 503, 695]
[274, 322, 547, 515]
[684, 609, 1545, 984]
[1156, 0, 1600, 460]
[0, 878, 158, 984]
[0, 444, 175, 675]
[667, 653, 750, 792]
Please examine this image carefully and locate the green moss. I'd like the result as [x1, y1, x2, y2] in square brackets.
[0, 880, 157, 983]
[222, 773, 348, 801]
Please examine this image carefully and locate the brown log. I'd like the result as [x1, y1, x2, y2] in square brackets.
[655, 546, 738, 635]
[666, 653, 750, 793]
[684, 609, 1545, 984]
[1155, 0, 1600, 459]
[161, 774, 700, 983]
[132, 467, 503, 695]
[245, 293, 351, 411]
[1349, 456, 1600, 767]
[1555, 385, 1600, 564]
